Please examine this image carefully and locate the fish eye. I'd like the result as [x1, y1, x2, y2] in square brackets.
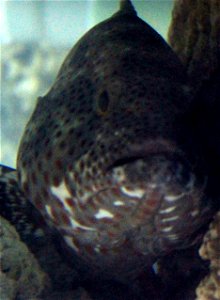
[96, 90, 110, 115]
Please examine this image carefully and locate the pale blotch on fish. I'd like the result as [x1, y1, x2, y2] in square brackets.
[120, 186, 146, 199]
[148, 183, 158, 189]
[159, 206, 176, 214]
[64, 236, 79, 252]
[167, 234, 178, 241]
[190, 210, 199, 217]
[50, 181, 72, 200]
[19, 167, 27, 185]
[161, 226, 173, 233]
[94, 245, 101, 253]
[114, 201, 125, 206]
[45, 204, 54, 219]
[69, 217, 95, 231]
[161, 215, 179, 223]
[164, 193, 186, 202]
[95, 209, 114, 219]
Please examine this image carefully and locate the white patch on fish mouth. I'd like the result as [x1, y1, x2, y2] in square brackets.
[190, 210, 199, 217]
[20, 167, 27, 185]
[120, 186, 145, 198]
[161, 216, 179, 222]
[50, 180, 72, 200]
[148, 183, 157, 189]
[167, 234, 178, 240]
[161, 226, 173, 232]
[159, 206, 176, 214]
[64, 236, 79, 252]
[94, 245, 101, 253]
[95, 209, 114, 219]
[69, 217, 95, 231]
[164, 193, 185, 202]
[45, 205, 54, 219]
[114, 201, 124, 206]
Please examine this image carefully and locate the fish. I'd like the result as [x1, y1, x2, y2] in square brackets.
[2, 0, 214, 282]
[0, 164, 47, 245]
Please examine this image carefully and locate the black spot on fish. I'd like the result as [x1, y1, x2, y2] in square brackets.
[97, 90, 110, 115]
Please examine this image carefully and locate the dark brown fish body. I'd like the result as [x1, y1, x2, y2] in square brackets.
[16, 1, 212, 281]
[0, 165, 47, 245]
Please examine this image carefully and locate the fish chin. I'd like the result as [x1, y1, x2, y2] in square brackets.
[96, 152, 208, 256]
[105, 147, 206, 221]
[109, 142, 201, 192]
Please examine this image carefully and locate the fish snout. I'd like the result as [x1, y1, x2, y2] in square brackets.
[107, 152, 209, 256]
[110, 153, 200, 195]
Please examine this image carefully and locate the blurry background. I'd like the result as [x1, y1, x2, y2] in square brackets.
[1, 0, 173, 167]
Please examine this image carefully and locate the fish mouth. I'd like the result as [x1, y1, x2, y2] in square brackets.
[108, 139, 186, 169]
[107, 139, 204, 192]
[103, 140, 207, 233]
[108, 139, 183, 171]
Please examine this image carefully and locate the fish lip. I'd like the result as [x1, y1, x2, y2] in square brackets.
[106, 138, 207, 190]
[107, 139, 186, 170]
[127, 138, 183, 158]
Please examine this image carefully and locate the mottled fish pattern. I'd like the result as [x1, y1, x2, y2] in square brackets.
[0, 165, 46, 244]
[1, 0, 214, 281]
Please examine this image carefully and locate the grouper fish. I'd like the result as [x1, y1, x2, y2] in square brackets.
[1, 0, 214, 282]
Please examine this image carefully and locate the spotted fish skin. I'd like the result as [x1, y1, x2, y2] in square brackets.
[17, 0, 213, 281]
[0, 165, 46, 245]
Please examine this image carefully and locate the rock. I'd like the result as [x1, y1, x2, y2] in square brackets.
[0, 216, 49, 299]
[156, 245, 209, 299]
[196, 211, 220, 300]
[168, 0, 220, 89]
[0, 271, 17, 300]
[167, 1, 220, 299]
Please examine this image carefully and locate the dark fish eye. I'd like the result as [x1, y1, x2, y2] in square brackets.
[96, 90, 110, 115]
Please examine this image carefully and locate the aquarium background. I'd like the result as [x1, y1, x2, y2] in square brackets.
[1, 0, 173, 167]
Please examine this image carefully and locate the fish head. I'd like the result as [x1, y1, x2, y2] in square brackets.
[17, 1, 212, 279]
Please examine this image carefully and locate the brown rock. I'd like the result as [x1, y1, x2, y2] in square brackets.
[0, 216, 50, 300]
[168, 0, 220, 88]
[196, 212, 220, 300]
